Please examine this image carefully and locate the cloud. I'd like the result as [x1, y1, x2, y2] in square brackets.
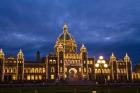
[0, 0, 140, 65]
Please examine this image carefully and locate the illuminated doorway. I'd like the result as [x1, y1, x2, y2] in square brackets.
[68, 68, 78, 80]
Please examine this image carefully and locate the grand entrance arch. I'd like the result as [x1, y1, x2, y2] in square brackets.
[68, 68, 78, 80]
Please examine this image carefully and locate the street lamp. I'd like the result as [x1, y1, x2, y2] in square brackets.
[95, 56, 108, 68]
[95, 56, 108, 84]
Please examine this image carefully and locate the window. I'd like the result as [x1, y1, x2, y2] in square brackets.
[39, 75, 42, 80]
[51, 75, 54, 80]
[35, 68, 38, 73]
[35, 75, 38, 80]
[87, 61, 89, 64]
[88, 68, 91, 73]
[117, 69, 120, 73]
[102, 69, 105, 73]
[43, 68, 45, 73]
[65, 68, 67, 72]
[84, 61, 86, 64]
[12, 75, 16, 80]
[90, 61, 93, 64]
[27, 75, 30, 80]
[39, 68, 42, 73]
[51, 67, 55, 73]
[60, 67, 63, 72]
[31, 68, 35, 73]
[98, 69, 101, 73]
[79, 68, 81, 72]
[31, 75, 34, 80]
[84, 68, 86, 73]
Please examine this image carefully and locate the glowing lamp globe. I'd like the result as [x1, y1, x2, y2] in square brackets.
[102, 60, 105, 63]
[104, 64, 108, 68]
[97, 60, 101, 63]
[99, 56, 104, 60]
[95, 63, 99, 67]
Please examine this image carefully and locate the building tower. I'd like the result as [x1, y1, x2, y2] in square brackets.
[124, 53, 132, 81]
[109, 53, 117, 81]
[56, 43, 64, 80]
[0, 49, 5, 81]
[80, 44, 88, 80]
[17, 49, 24, 80]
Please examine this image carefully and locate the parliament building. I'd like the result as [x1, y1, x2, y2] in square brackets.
[0, 24, 137, 83]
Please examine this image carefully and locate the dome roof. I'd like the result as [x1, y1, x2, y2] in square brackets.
[59, 32, 73, 40]
[58, 24, 74, 41]
[55, 24, 77, 53]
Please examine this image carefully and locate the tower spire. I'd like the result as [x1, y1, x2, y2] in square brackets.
[110, 52, 116, 61]
[111, 52, 114, 57]
[17, 49, 24, 59]
[124, 53, 130, 62]
[63, 23, 68, 33]
[0, 48, 4, 59]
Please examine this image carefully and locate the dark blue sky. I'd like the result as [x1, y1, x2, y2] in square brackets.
[0, 0, 140, 66]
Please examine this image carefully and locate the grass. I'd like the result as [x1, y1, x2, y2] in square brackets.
[0, 86, 139, 93]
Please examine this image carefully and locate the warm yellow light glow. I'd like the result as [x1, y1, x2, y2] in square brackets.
[104, 64, 108, 68]
[95, 63, 99, 67]
[51, 75, 54, 79]
[31, 75, 34, 80]
[12, 75, 16, 80]
[27, 75, 30, 80]
[99, 56, 104, 60]
[102, 60, 105, 63]
[39, 75, 42, 80]
[97, 60, 101, 63]
[35, 75, 38, 80]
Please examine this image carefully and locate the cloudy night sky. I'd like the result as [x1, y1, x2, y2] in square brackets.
[0, 0, 140, 66]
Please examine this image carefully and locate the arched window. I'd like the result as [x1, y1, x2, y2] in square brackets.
[88, 68, 92, 73]
[117, 69, 120, 73]
[35, 68, 38, 73]
[98, 69, 101, 73]
[79, 68, 81, 72]
[51, 67, 55, 73]
[43, 68, 45, 73]
[84, 68, 86, 73]
[60, 67, 63, 72]
[31, 68, 35, 73]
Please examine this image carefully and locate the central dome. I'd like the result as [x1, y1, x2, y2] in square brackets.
[59, 31, 72, 40]
[58, 24, 73, 41]
[55, 24, 77, 53]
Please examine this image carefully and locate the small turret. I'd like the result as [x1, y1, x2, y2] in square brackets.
[110, 52, 116, 61]
[0, 49, 4, 59]
[17, 49, 24, 59]
[80, 44, 87, 53]
[124, 53, 130, 62]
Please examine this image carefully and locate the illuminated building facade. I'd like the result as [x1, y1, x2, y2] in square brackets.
[0, 24, 133, 83]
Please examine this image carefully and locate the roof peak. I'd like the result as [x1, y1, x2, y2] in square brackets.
[63, 23, 69, 33]
[0, 48, 4, 54]
[125, 53, 129, 57]
[111, 52, 115, 56]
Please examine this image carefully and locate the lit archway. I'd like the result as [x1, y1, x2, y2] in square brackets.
[69, 68, 77, 73]
[68, 68, 78, 80]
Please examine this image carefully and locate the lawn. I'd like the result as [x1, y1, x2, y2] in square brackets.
[0, 86, 139, 93]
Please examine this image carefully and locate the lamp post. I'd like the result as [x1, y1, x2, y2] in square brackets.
[95, 56, 108, 84]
